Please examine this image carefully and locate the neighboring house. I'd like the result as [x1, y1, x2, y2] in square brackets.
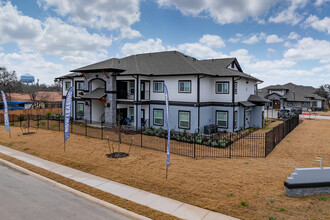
[7, 91, 62, 109]
[259, 83, 325, 110]
[56, 51, 268, 133]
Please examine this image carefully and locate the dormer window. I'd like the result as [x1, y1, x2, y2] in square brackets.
[231, 62, 234, 68]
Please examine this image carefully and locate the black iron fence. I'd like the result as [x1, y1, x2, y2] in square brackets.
[1, 114, 300, 158]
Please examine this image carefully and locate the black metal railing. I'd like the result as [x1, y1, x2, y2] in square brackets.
[1, 114, 300, 158]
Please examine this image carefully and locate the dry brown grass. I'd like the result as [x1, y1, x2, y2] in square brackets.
[1, 119, 330, 220]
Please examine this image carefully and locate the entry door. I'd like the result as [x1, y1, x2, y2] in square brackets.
[245, 111, 251, 128]
[140, 82, 145, 100]
[141, 109, 145, 124]
[273, 100, 280, 109]
[116, 108, 127, 125]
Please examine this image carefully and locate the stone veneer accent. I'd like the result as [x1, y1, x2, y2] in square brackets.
[83, 72, 116, 125]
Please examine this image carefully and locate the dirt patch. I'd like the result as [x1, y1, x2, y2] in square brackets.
[1, 119, 330, 220]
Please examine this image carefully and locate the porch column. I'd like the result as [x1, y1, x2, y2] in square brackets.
[105, 73, 116, 126]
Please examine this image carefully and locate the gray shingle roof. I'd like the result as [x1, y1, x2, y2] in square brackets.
[259, 83, 325, 101]
[239, 101, 256, 107]
[70, 51, 261, 81]
[55, 72, 82, 80]
[81, 88, 106, 99]
[248, 95, 271, 103]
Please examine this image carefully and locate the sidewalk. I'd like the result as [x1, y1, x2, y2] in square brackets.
[0, 145, 238, 220]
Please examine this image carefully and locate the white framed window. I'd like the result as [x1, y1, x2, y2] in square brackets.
[178, 111, 190, 129]
[65, 82, 71, 91]
[77, 82, 84, 90]
[153, 109, 164, 126]
[129, 107, 134, 122]
[216, 111, 228, 128]
[153, 81, 164, 93]
[234, 111, 238, 129]
[287, 102, 293, 107]
[234, 82, 238, 94]
[178, 81, 191, 93]
[216, 82, 229, 94]
[77, 103, 84, 116]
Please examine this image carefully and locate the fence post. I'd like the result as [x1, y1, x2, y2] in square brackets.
[229, 133, 232, 158]
[20, 114, 22, 127]
[47, 115, 49, 130]
[193, 132, 196, 159]
[140, 127, 143, 148]
[28, 114, 30, 133]
[71, 117, 73, 134]
[101, 122, 103, 140]
[37, 114, 39, 129]
[165, 135, 167, 153]
[85, 121, 87, 136]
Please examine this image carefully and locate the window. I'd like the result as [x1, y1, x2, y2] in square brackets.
[287, 101, 293, 107]
[216, 82, 229, 94]
[178, 111, 190, 129]
[234, 82, 238, 94]
[216, 111, 228, 128]
[65, 82, 71, 91]
[153, 109, 164, 126]
[234, 111, 238, 129]
[153, 81, 164, 93]
[77, 82, 84, 90]
[178, 81, 191, 93]
[129, 107, 134, 122]
[254, 84, 257, 95]
[77, 103, 84, 116]
[129, 81, 135, 94]
[302, 102, 309, 107]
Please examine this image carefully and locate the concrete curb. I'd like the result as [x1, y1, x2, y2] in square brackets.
[0, 158, 151, 220]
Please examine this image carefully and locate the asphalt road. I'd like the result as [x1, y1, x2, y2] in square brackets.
[0, 162, 132, 220]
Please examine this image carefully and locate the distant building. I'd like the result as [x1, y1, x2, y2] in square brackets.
[259, 83, 325, 110]
[7, 91, 62, 109]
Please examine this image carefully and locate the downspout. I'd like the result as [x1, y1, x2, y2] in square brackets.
[232, 76, 241, 132]
[132, 75, 139, 129]
[198, 74, 206, 133]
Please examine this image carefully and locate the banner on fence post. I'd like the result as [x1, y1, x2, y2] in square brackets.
[164, 85, 170, 179]
[1, 90, 10, 137]
[64, 86, 73, 151]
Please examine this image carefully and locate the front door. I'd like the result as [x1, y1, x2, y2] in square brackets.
[117, 81, 127, 99]
[141, 109, 145, 125]
[245, 111, 250, 128]
[273, 100, 280, 109]
[140, 82, 145, 100]
[116, 108, 127, 125]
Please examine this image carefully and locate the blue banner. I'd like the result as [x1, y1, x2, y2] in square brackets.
[164, 85, 170, 167]
[1, 90, 10, 132]
[64, 87, 73, 142]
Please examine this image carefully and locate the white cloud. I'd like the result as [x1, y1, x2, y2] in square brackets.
[0, 2, 42, 44]
[242, 33, 266, 44]
[288, 32, 300, 40]
[269, 0, 308, 25]
[0, 52, 67, 84]
[266, 34, 284, 43]
[177, 43, 226, 59]
[121, 38, 165, 56]
[228, 33, 242, 43]
[314, 0, 330, 6]
[267, 48, 276, 53]
[0, 3, 112, 57]
[284, 37, 330, 62]
[305, 15, 330, 34]
[157, 0, 279, 24]
[37, 0, 141, 39]
[199, 34, 225, 48]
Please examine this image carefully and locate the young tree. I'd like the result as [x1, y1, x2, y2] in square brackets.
[0, 67, 18, 94]
[316, 84, 330, 100]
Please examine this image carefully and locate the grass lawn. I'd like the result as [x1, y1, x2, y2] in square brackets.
[0, 119, 330, 220]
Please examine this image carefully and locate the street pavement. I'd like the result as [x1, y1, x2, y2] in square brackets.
[0, 162, 132, 220]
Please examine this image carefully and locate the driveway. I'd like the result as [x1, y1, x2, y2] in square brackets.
[0, 162, 132, 220]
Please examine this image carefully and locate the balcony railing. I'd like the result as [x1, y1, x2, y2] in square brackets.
[117, 90, 150, 100]
[117, 90, 134, 100]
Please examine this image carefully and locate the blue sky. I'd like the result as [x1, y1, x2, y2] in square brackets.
[1, 0, 330, 88]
